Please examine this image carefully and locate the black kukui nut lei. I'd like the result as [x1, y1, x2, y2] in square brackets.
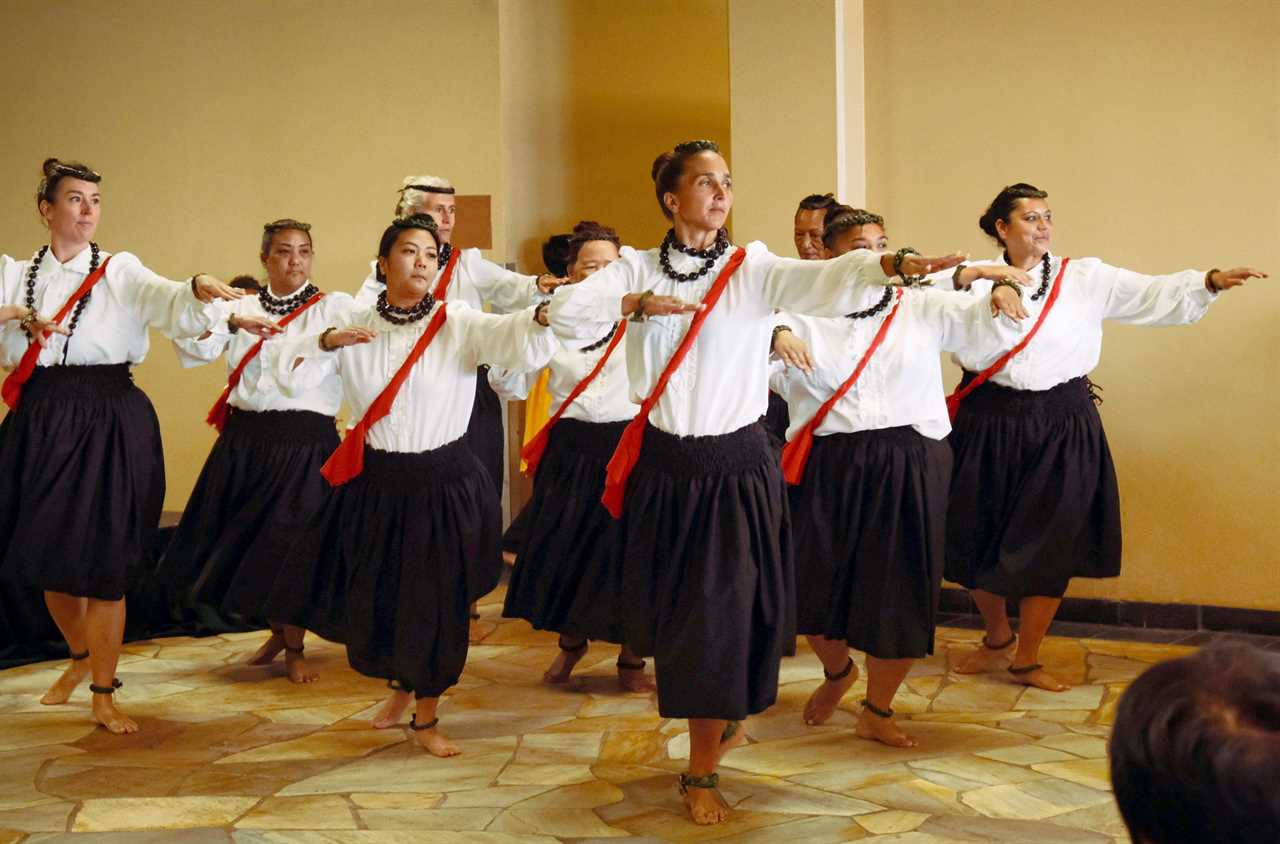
[658, 228, 729, 283]
[376, 289, 435, 325]
[1030, 252, 1052, 302]
[258, 282, 320, 316]
[580, 321, 620, 353]
[25, 242, 99, 363]
[846, 286, 893, 320]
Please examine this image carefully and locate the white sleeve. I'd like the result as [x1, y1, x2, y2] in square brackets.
[922, 289, 1022, 356]
[546, 246, 641, 348]
[265, 314, 356, 397]
[463, 250, 545, 313]
[1091, 259, 1217, 325]
[487, 366, 539, 402]
[756, 245, 894, 317]
[108, 252, 219, 339]
[452, 302, 560, 373]
[354, 270, 382, 306]
[171, 298, 239, 367]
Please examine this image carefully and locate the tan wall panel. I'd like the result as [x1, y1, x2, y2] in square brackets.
[863, 0, 1280, 609]
[0, 0, 506, 510]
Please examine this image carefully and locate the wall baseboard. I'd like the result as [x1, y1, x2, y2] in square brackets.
[938, 587, 1280, 637]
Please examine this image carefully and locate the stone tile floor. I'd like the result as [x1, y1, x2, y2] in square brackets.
[0, 584, 1236, 843]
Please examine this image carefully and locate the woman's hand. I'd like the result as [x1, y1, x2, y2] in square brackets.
[978, 265, 1034, 287]
[1207, 267, 1268, 291]
[193, 273, 247, 303]
[622, 291, 703, 319]
[537, 273, 569, 294]
[2, 306, 71, 347]
[230, 314, 283, 338]
[320, 326, 377, 350]
[990, 284, 1029, 321]
[880, 251, 967, 278]
[772, 329, 814, 374]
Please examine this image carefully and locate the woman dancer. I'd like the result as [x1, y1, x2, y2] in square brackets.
[160, 218, 358, 684]
[548, 140, 964, 824]
[945, 183, 1266, 692]
[497, 221, 654, 692]
[770, 204, 1029, 747]
[0, 158, 243, 733]
[265, 214, 557, 756]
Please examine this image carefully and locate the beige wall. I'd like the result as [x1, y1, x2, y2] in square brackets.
[861, 0, 1280, 609]
[0, 0, 510, 510]
[501, 0, 732, 271]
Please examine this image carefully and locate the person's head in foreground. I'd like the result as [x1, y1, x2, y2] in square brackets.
[1109, 642, 1280, 844]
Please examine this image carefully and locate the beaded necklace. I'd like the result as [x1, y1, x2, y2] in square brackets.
[580, 321, 620, 354]
[846, 286, 894, 320]
[259, 282, 320, 316]
[24, 242, 100, 363]
[1030, 253, 1052, 302]
[437, 242, 452, 269]
[658, 228, 729, 283]
[376, 289, 435, 325]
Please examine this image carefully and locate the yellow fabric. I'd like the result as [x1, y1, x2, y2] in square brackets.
[520, 368, 553, 472]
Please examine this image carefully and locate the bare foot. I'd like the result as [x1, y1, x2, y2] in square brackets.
[412, 723, 461, 757]
[683, 784, 729, 825]
[247, 631, 285, 666]
[1009, 665, 1071, 692]
[855, 706, 917, 748]
[285, 651, 318, 684]
[372, 690, 413, 728]
[953, 635, 1016, 674]
[40, 660, 90, 705]
[717, 721, 749, 764]
[803, 659, 860, 726]
[91, 696, 139, 735]
[542, 640, 588, 684]
[617, 664, 656, 693]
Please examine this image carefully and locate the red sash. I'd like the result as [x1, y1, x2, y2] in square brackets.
[781, 289, 904, 485]
[600, 246, 747, 518]
[320, 303, 449, 486]
[520, 320, 627, 477]
[945, 257, 1070, 421]
[433, 247, 461, 300]
[2, 254, 113, 410]
[205, 291, 325, 432]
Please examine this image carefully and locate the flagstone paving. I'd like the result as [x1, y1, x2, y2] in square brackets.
[0, 585, 1212, 843]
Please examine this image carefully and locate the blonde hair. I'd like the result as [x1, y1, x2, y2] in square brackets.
[395, 174, 455, 218]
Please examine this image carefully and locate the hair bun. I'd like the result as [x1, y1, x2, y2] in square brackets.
[651, 152, 674, 183]
[41, 158, 62, 178]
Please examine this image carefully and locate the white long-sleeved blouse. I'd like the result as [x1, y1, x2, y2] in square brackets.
[173, 285, 360, 416]
[1, 245, 216, 369]
[770, 286, 1022, 441]
[354, 248, 546, 313]
[270, 301, 557, 453]
[546, 241, 894, 437]
[488, 321, 636, 425]
[943, 254, 1217, 390]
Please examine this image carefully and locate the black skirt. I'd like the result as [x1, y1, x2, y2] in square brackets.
[945, 375, 1121, 599]
[0, 365, 164, 601]
[465, 366, 505, 499]
[790, 427, 951, 659]
[264, 440, 502, 697]
[503, 418, 628, 643]
[764, 390, 790, 451]
[157, 409, 338, 620]
[620, 421, 793, 720]
[501, 499, 532, 555]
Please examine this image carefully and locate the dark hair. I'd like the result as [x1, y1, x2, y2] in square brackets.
[1109, 642, 1280, 844]
[229, 274, 263, 293]
[651, 140, 721, 220]
[541, 234, 572, 277]
[36, 157, 100, 207]
[797, 193, 837, 213]
[821, 204, 886, 249]
[375, 214, 439, 283]
[566, 220, 621, 269]
[261, 218, 313, 256]
[979, 182, 1048, 246]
